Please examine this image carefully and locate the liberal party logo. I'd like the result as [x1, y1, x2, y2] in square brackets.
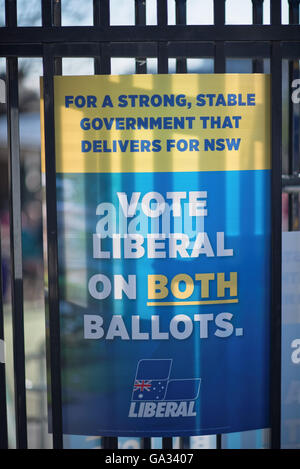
[128, 359, 201, 418]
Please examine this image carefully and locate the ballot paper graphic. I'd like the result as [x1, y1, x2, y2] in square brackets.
[132, 359, 201, 402]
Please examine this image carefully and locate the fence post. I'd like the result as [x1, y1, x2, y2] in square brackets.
[270, 39, 282, 450]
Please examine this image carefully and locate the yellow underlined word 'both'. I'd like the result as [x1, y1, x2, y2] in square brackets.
[147, 298, 239, 307]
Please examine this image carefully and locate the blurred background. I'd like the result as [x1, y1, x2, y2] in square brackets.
[0, 0, 297, 449]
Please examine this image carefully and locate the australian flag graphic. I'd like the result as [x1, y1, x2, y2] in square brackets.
[131, 359, 201, 402]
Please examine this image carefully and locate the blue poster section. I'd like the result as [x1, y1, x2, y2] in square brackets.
[56, 169, 270, 436]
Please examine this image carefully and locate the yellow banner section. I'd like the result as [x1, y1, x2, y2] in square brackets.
[40, 74, 270, 174]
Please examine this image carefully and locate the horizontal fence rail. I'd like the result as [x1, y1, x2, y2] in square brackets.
[0, 0, 299, 450]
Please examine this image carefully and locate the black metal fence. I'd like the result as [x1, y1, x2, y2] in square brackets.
[0, 0, 299, 450]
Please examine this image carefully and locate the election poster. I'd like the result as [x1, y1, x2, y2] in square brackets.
[40, 74, 271, 436]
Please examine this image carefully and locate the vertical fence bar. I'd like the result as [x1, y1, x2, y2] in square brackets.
[175, 0, 187, 449]
[52, 0, 62, 75]
[216, 434, 222, 450]
[157, 2, 168, 446]
[175, 0, 187, 73]
[43, 0, 62, 76]
[99, 0, 110, 25]
[141, 438, 151, 449]
[42, 1, 64, 450]
[288, 0, 300, 231]
[102, 436, 118, 450]
[93, 0, 110, 27]
[252, 0, 264, 73]
[93, 0, 116, 450]
[93, 0, 110, 75]
[95, 0, 114, 450]
[99, 45, 111, 76]
[135, 0, 149, 450]
[43, 44, 63, 450]
[214, 0, 226, 74]
[214, 0, 226, 449]
[271, 0, 281, 25]
[270, 39, 282, 450]
[41, 0, 52, 26]
[253, 0, 264, 24]
[100, 0, 111, 75]
[157, 0, 168, 74]
[158, 1, 184, 452]
[157, 42, 168, 74]
[100, 0, 111, 76]
[179, 437, 190, 449]
[0, 226, 8, 449]
[136, 2, 150, 452]
[5, 0, 19, 26]
[214, 0, 226, 25]
[93, 0, 101, 74]
[5, 0, 28, 449]
[135, 0, 147, 74]
[162, 437, 173, 449]
[7, 56, 28, 451]
[157, 0, 168, 26]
